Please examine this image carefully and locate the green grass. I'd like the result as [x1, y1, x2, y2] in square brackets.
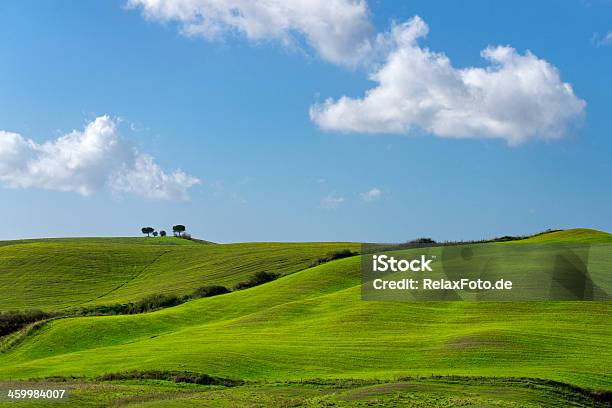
[0, 238, 358, 311]
[0, 228, 610, 406]
[0, 236, 204, 247]
[518, 228, 612, 244]
[0, 377, 607, 407]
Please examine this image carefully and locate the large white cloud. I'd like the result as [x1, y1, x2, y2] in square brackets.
[127, 2, 586, 143]
[127, 0, 375, 66]
[0, 116, 200, 199]
[310, 17, 586, 144]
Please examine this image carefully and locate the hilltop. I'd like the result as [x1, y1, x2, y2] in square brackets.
[518, 228, 612, 243]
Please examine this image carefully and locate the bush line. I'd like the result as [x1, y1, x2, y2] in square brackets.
[0, 266, 294, 339]
[309, 249, 359, 268]
[96, 370, 243, 387]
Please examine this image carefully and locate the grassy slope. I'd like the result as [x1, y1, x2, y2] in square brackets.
[0, 227, 609, 408]
[0, 238, 358, 311]
[518, 228, 612, 244]
[0, 230, 610, 391]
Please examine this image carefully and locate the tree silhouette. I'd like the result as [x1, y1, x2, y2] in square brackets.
[159, 230, 167, 237]
[141, 227, 154, 237]
[172, 225, 186, 237]
[152, 231, 158, 237]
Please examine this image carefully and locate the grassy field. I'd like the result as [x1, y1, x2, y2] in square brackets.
[517, 228, 612, 244]
[0, 377, 607, 407]
[0, 229, 610, 406]
[0, 238, 358, 311]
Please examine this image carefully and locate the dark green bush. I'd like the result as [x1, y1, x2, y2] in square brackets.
[0, 310, 55, 336]
[309, 249, 358, 267]
[77, 293, 182, 316]
[96, 370, 242, 386]
[78, 304, 131, 316]
[234, 271, 279, 290]
[173, 373, 218, 385]
[408, 237, 436, 244]
[128, 294, 181, 314]
[191, 285, 231, 299]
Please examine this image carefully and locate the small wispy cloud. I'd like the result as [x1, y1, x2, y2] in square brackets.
[320, 193, 345, 209]
[593, 31, 612, 46]
[361, 187, 382, 201]
[209, 180, 247, 204]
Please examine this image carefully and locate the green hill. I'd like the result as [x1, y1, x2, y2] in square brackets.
[518, 228, 612, 244]
[0, 229, 610, 406]
[2, 228, 607, 312]
[0, 238, 358, 311]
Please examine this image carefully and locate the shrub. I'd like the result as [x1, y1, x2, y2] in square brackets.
[80, 294, 181, 315]
[76, 293, 187, 317]
[252, 271, 279, 285]
[128, 294, 181, 314]
[408, 237, 436, 244]
[191, 285, 230, 299]
[234, 271, 279, 290]
[328, 249, 358, 259]
[491, 235, 520, 242]
[96, 370, 242, 386]
[0, 310, 55, 336]
[309, 249, 358, 267]
[174, 373, 218, 385]
[78, 304, 131, 316]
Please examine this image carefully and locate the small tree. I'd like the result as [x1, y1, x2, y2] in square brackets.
[172, 225, 186, 237]
[159, 230, 167, 237]
[152, 231, 158, 237]
[141, 227, 154, 237]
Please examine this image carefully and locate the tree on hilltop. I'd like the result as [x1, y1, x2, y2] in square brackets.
[172, 225, 186, 237]
[141, 227, 154, 237]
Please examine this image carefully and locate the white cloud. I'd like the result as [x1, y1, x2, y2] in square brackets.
[320, 192, 344, 209]
[0, 116, 200, 200]
[594, 31, 612, 46]
[127, 2, 586, 144]
[109, 154, 200, 200]
[310, 17, 586, 144]
[361, 187, 381, 201]
[127, 0, 375, 66]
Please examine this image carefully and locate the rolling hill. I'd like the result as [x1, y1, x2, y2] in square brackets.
[517, 228, 612, 244]
[0, 229, 610, 406]
[0, 238, 358, 311]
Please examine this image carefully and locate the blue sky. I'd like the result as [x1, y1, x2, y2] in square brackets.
[0, 0, 610, 242]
